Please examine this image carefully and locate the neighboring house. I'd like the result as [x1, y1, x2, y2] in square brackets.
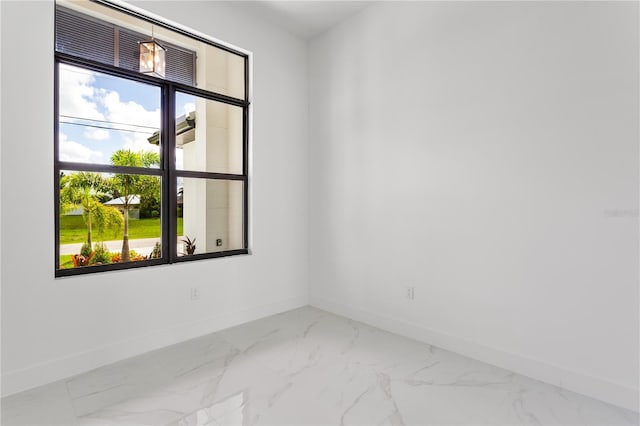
[65, 207, 84, 216]
[149, 103, 241, 252]
[105, 195, 141, 220]
[147, 111, 195, 147]
[65, 197, 141, 218]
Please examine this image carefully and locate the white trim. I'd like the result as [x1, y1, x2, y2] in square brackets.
[1, 296, 307, 398]
[103, 0, 252, 58]
[310, 296, 639, 413]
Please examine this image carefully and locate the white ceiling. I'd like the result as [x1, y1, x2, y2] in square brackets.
[229, 1, 373, 39]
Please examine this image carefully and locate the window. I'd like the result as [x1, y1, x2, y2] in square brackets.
[55, 0, 249, 277]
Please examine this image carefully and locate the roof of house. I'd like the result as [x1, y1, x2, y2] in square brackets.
[147, 111, 196, 147]
[105, 195, 140, 206]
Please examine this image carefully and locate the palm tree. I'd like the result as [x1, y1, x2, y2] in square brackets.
[109, 150, 160, 261]
[59, 172, 122, 247]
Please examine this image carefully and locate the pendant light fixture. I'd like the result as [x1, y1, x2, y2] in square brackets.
[139, 25, 166, 78]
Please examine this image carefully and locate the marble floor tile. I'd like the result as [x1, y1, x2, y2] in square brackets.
[2, 306, 638, 426]
[0, 381, 77, 426]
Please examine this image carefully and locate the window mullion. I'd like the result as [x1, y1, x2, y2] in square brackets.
[166, 85, 177, 263]
[243, 103, 249, 250]
[57, 162, 164, 176]
[54, 60, 61, 271]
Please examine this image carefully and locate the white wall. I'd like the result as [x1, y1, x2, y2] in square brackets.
[2, 0, 638, 413]
[308, 2, 639, 411]
[0, 0, 308, 396]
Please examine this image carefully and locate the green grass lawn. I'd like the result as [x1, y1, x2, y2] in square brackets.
[60, 215, 183, 245]
[59, 254, 74, 269]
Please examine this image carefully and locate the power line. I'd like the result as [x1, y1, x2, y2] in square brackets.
[59, 120, 155, 135]
[60, 115, 159, 130]
[59, 66, 98, 77]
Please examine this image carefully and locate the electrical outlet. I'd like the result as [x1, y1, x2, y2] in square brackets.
[405, 286, 415, 300]
[216, 238, 222, 247]
[190, 287, 200, 300]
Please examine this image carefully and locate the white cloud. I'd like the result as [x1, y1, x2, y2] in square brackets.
[123, 134, 159, 153]
[59, 64, 105, 121]
[101, 91, 160, 129]
[99, 90, 161, 154]
[183, 103, 196, 115]
[60, 64, 162, 158]
[84, 128, 110, 140]
[59, 133, 103, 163]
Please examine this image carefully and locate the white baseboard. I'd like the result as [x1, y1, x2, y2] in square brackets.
[310, 296, 639, 413]
[1, 296, 308, 398]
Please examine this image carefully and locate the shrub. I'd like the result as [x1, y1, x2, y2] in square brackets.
[92, 243, 111, 265]
[80, 241, 92, 257]
[149, 242, 161, 259]
[111, 250, 146, 263]
[128, 250, 146, 261]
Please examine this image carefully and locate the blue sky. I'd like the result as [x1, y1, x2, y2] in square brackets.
[59, 64, 193, 166]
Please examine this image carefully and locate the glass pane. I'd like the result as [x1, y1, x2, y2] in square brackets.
[194, 43, 245, 100]
[178, 178, 244, 255]
[59, 170, 162, 269]
[175, 92, 243, 175]
[58, 64, 161, 165]
[56, 1, 245, 99]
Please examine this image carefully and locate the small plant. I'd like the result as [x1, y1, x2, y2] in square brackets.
[72, 252, 94, 267]
[149, 242, 161, 259]
[182, 236, 196, 255]
[80, 241, 92, 257]
[110, 249, 146, 263]
[126, 249, 147, 262]
[92, 243, 111, 265]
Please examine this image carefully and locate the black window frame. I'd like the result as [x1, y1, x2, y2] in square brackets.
[54, 0, 250, 278]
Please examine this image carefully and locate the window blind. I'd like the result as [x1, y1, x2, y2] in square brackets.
[55, 6, 195, 86]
